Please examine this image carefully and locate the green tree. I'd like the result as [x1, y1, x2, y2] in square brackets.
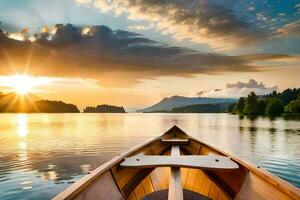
[265, 98, 284, 115]
[234, 97, 245, 114]
[284, 99, 300, 114]
[281, 88, 299, 105]
[227, 103, 236, 113]
[243, 92, 259, 115]
[257, 100, 266, 115]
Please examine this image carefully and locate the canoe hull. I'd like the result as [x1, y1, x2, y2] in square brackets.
[53, 126, 300, 200]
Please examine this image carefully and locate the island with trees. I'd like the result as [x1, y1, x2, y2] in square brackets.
[33, 100, 80, 113]
[0, 92, 79, 113]
[228, 88, 300, 116]
[83, 104, 126, 113]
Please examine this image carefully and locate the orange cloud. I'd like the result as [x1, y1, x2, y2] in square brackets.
[0, 24, 299, 87]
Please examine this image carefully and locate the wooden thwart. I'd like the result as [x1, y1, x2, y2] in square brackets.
[161, 138, 189, 145]
[120, 153, 239, 170]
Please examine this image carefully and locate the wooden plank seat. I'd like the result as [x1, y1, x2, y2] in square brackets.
[120, 153, 239, 170]
[141, 189, 212, 200]
[161, 138, 190, 145]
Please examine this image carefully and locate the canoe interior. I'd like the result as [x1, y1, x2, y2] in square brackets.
[53, 126, 300, 200]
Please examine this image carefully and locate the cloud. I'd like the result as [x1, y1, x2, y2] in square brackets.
[198, 79, 278, 98]
[0, 24, 299, 87]
[295, 3, 300, 13]
[6, 28, 29, 41]
[75, 0, 268, 50]
[247, 6, 255, 11]
[226, 79, 277, 90]
[75, 0, 92, 4]
[128, 24, 154, 31]
[197, 91, 206, 96]
[256, 12, 268, 21]
[276, 20, 300, 37]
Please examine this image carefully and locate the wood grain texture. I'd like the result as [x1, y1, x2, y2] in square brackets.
[190, 170, 230, 200]
[185, 168, 198, 190]
[168, 146, 183, 200]
[133, 167, 231, 200]
[121, 154, 238, 170]
[181, 139, 202, 155]
[161, 138, 189, 145]
[74, 171, 124, 200]
[193, 170, 206, 193]
[209, 183, 219, 200]
[134, 182, 146, 200]
[121, 168, 153, 197]
[142, 176, 154, 195]
[200, 176, 212, 196]
[111, 139, 168, 197]
[235, 172, 298, 200]
[127, 192, 136, 200]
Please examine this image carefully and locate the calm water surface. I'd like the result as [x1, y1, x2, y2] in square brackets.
[0, 113, 299, 199]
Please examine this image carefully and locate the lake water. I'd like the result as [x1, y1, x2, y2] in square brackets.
[0, 113, 299, 199]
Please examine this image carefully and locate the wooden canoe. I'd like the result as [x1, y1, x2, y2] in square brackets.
[53, 126, 300, 200]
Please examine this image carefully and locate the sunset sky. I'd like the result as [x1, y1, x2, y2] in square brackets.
[0, 0, 299, 110]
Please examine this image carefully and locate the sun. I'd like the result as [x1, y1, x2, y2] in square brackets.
[10, 74, 34, 95]
[12, 75, 34, 95]
[0, 74, 52, 95]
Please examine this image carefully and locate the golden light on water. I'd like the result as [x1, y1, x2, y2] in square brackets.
[18, 141, 28, 161]
[41, 171, 58, 181]
[18, 114, 28, 137]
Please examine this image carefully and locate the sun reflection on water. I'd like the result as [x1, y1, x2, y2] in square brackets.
[18, 142, 28, 161]
[17, 114, 28, 163]
[17, 114, 28, 137]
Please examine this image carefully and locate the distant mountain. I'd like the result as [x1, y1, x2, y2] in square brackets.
[83, 104, 126, 113]
[137, 95, 237, 112]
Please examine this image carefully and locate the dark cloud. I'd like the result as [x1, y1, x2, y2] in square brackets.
[226, 79, 277, 90]
[197, 91, 206, 96]
[0, 24, 298, 87]
[78, 0, 268, 50]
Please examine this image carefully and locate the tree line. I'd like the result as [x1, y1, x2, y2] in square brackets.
[83, 105, 126, 113]
[145, 103, 231, 113]
[0, 98, 80, 113]
[228, 88, 300, 116]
